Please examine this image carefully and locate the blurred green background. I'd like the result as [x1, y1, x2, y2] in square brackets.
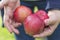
[0, 16, 15, 40]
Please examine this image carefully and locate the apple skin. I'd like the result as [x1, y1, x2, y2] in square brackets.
[35, 10, 49, 21]
[13, 5, 32, 23]
[24, 14, 45, 35]
[35, 10, 49, 29]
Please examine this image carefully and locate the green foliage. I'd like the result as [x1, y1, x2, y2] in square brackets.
[0, 16, 15, 40]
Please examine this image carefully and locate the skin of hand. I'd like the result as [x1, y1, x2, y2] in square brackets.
[0, 0, 21, 34]
[0, 0, 9, 9]
[33, 10, 60, 38]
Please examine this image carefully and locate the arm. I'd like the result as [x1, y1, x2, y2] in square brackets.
[0, 0, 8, 9]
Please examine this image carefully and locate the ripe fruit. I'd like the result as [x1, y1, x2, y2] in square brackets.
[13, 5, 32, 23]
[35, 10, 49, 21]
[24, 14, 45, 35]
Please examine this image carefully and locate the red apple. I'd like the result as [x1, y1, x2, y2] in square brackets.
[35, 10, 49, 21]
[24, 14, 45, 35]
[35, 10, 49, 28]
[13, 5, 32, 23]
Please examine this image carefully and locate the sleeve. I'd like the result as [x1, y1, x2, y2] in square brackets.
[46, 0, 60, 10]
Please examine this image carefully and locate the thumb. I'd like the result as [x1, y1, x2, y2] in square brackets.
[44, 18, 57, 26]
[44, 19, 52, 26]
[45, 11, 58, 26]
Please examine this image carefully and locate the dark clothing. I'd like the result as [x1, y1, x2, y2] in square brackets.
[20, 0, 46, 1]
[46, 0, 60, 10]
[20, 1, 47, 11]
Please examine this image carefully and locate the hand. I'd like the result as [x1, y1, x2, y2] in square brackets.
[33, 10, 60, 38]
[45, 10, 60, 25]
[3, 0, 20, 34]
[4, 14, 22, 34]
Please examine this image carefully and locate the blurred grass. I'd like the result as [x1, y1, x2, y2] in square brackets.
[0, 16, 15, 40]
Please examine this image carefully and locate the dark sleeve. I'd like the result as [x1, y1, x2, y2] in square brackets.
[46, 0, 60, 10]
[1, 8, 4, 27]
[1, 8, 4, 18]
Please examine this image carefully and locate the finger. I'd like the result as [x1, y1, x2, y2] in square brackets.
[33, 22, 59, 38]
[10, 25, 20, 34]
[4, 21, 13, 33]
[44, 11, 57, 26]
[12, 22, 22, 27]
[44, 17, 57, 26]
[44, 19, 54, 26]
[5, 23, 13, 33]
[4, 14, 15, 34]
[33, 28, 51, 38]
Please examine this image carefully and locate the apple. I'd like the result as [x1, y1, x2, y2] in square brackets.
[13, 5, 32, 23]
[24, 14, 45, 35]
[35, 10, 49, 21]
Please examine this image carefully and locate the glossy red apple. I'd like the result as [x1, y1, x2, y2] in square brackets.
[35, 10, 49, 21]
[35, 10, 49, 28]
[13, 5, 32, 23]
[24, 14, 45, 35]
